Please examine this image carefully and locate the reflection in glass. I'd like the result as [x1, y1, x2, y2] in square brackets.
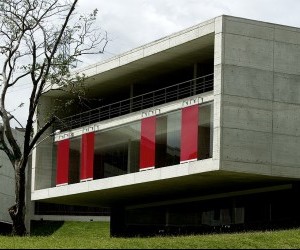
[156, 111, 181, 168]
[94, 122, 140, 179]
[53, 102, 214, 185]
[198, 104, 213, 160]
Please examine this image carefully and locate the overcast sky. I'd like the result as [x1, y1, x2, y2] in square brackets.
[8, 0, 300, 127]
[77, 0, 300, 64]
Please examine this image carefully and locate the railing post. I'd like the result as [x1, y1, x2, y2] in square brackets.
[193, 63, 197, 95]
[153, 92, 155, 107]
[165, 88, 167, 104]
[130, 84, 133, 113]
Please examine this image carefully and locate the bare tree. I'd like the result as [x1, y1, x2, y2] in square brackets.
[0, 0, 108, 236]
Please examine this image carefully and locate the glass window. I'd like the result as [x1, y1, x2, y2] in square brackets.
[156, 110, 181, 168]
[198, 103, 213, 160]
[52, 102, 214, 186]
[94, 122, 140, 179]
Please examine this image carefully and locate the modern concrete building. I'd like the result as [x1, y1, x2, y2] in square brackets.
[32, 15, 300, 236]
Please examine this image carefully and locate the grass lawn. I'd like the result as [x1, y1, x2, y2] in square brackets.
[1, 221, 300, 249]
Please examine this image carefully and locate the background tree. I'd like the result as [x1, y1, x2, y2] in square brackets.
[0, 0, 108, 236]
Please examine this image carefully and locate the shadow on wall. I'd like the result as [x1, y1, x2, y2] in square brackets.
[30, 220, 64, 236]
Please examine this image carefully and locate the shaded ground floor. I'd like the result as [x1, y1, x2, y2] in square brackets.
[110, 182, 300, 237]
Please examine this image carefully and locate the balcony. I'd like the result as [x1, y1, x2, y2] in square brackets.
[55, 73, 214, 132]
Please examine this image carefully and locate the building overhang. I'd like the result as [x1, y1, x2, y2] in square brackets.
[31, 159, 296, 208]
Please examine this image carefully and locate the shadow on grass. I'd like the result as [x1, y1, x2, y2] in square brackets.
[31, 220, 65, 236]
[115, 221, 300, 238]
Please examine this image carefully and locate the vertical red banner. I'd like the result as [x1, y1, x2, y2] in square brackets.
[80, 132, 95, 181]
[140, 116, 156, 170]
[180, 105, 199, 163]
[56, 139, 70, 186]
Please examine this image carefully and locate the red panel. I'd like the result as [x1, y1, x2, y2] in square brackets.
[80, 132, 95, 181]
[180, 105, 199, 163]
[140, 116, 156, 170]
[56, 139, 70, 186]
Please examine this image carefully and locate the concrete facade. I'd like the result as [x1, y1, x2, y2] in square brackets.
[0, 129, 26, 229]
[31, 16, 300, 235]
[219, 16, 300, 178]
[0, 146, 15, 225]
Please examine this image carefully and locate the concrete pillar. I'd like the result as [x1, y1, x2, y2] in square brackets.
[110, 206, 126, 237]
[210, 104, 214, 158]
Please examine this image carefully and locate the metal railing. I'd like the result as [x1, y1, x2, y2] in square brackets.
[55, 73, 214, 131]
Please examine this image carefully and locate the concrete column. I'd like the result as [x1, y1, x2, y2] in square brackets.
[110, 206, 126, 237]
[165, 208, 170, 227]
[231, 198, 236, 224]
[210, 104, 214, 158]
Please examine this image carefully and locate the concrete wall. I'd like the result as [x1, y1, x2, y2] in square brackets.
[213, 16, 224, 168]
[219, 16, 300, 178]
[0, 129, 24, 224]
[0, 150, 14, 224]
[32, 96, 57, 190]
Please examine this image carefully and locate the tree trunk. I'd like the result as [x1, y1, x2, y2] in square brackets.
[8, 163, 26, 236]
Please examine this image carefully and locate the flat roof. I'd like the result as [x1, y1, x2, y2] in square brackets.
[44, 16, 217, 98]
[44, 14, 300, 97]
